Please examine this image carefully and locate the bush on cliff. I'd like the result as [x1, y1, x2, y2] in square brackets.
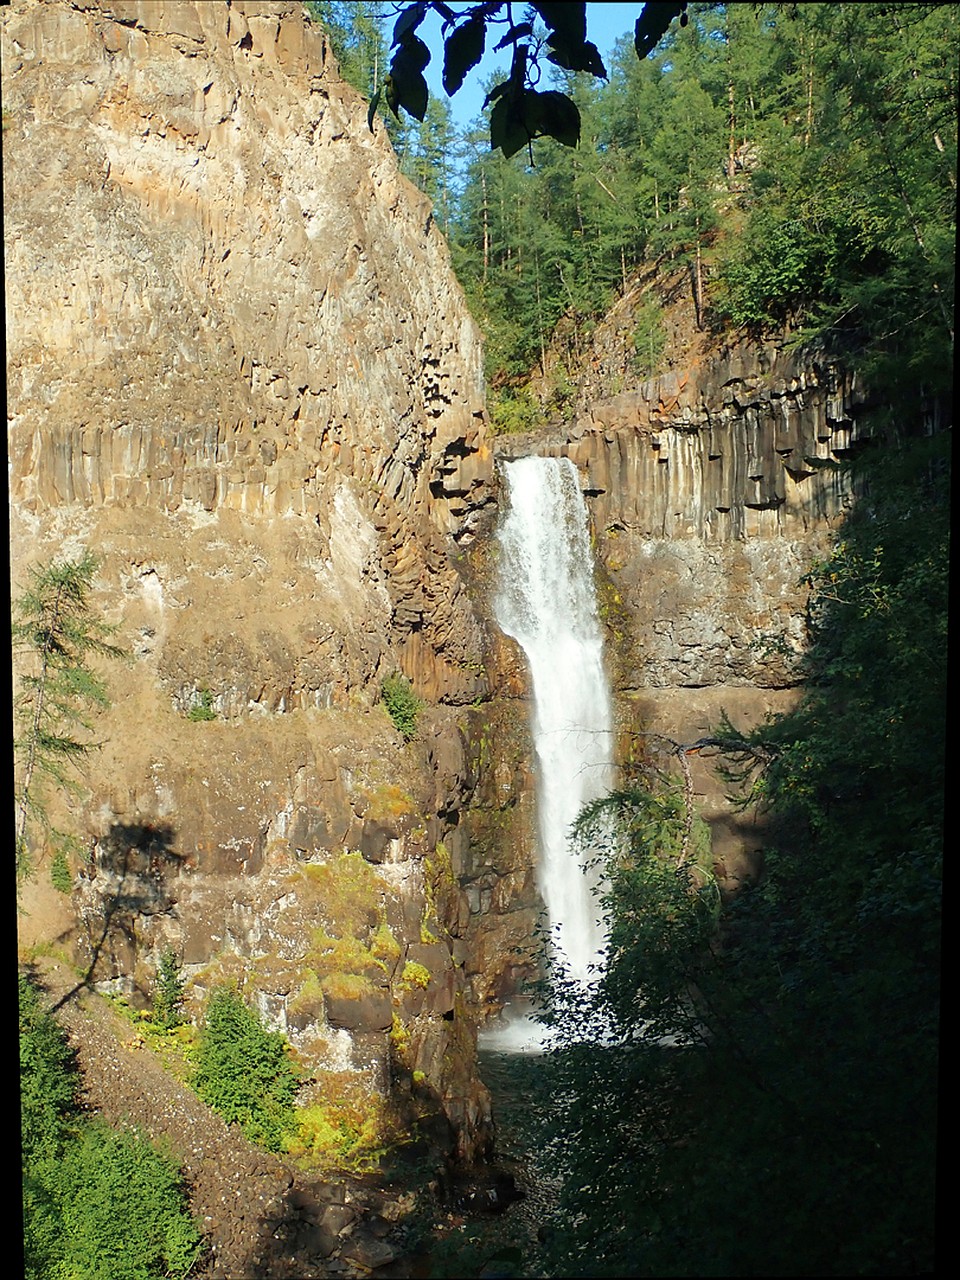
[381, 672, 422, 742]
[193, 985, 299, 1152]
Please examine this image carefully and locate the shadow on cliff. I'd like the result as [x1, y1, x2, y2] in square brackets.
[52, 821, 185, 1012]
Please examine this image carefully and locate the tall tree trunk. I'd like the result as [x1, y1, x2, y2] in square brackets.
[728, 81, 736, 183]
[890, 9, 954, 186]
[481, 169, 489, 283]
[850, 47, 954, 345]
[516, 192, 523, 275]
[535, 248, 547, 376]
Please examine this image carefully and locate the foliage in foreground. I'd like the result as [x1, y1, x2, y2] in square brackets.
[530, 434, 944, 1277]
[20, 973, 201, 1280]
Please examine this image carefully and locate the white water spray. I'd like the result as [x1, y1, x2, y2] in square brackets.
[494, 455, 615, 986]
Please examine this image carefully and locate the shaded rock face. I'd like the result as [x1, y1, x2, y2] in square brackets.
[6, 0, 495, 1159]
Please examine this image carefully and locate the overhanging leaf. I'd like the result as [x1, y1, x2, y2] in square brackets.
[525, 88, 581, 148]
[494, 22, 533, 52]
[490, 93, 528, 159]
[392, 1, 427, 47]
[482, 78, 511, 110]
[395, 32, 430, 73]
[490, 87, 582, 157]
[388, 63, 429, 121]
[443, 14, 486, 96]
[366, 85, 382, 132]
[634, 2, 686, 60]
[531, 1, 586, 45]
[546, 34, 607, 78]
[386, 33, 431, 120]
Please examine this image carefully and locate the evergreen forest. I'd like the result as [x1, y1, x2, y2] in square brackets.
[314, 1, 955, 432]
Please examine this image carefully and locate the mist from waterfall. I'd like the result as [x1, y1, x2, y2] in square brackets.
[493, 455, 615, 991]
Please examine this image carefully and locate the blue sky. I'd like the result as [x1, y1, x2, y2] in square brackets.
[416, 3, 643, 131]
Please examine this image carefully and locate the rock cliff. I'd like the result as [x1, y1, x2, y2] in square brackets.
[499, 339, 870, 685]
[466, 338, 874, 1007]
[6, 0, 495, 1161]
[6, 0, 882, 1157]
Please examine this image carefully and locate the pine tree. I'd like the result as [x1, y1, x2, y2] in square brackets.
[12, 551, 124, 882]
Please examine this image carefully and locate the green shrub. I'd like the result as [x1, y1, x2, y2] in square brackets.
[193, 986, 299, 1152]
[20, 972, 200, 1280]
[186, 686, 217, 721]
[487, 384, 546, 435]
[49, 844, 74, 894]
[630, 297, 667, 379]
[380, 673, 422, 742]
[52, 1121, 201, 1280]
[19, 972, 79, 1165]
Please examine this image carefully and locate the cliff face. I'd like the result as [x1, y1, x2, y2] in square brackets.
[499, 340, 870, 686]
[6, 0, 495, 1159]
[5, 0, 880, 1146]
[466, 340, 873, 1006]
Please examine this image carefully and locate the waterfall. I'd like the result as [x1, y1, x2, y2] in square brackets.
[494, 455, 615, 987]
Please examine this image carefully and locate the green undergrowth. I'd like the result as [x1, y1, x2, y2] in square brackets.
[108, 979, 405, 1175]
[20, 972, 202, 1280]
[288, 1071, 401, 1172]
[103, 994, 200, 1081]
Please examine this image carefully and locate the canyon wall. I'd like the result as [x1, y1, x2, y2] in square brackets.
[6, 0, 877, 1138]
[500, 340, 869, 682]
[5, 0, 495, 1159]
[465, 342, 873, 1009]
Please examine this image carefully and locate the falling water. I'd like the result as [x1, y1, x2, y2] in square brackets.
[494, 455, 615, 987]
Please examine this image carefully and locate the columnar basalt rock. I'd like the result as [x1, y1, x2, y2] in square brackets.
[6, 0, 494, 1159]
[5, 0, 495, 699]
[496, 341, 870, 689]
[468, 341, 871, 997]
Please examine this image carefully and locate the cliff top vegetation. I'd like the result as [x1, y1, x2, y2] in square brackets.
[313, 1, 955, 434]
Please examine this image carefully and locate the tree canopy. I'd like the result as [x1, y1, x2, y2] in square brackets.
[12, 552, 124, 883]
[421, 1, 954, 427]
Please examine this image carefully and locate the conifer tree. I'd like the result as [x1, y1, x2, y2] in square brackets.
[12, 551, 123, 883]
